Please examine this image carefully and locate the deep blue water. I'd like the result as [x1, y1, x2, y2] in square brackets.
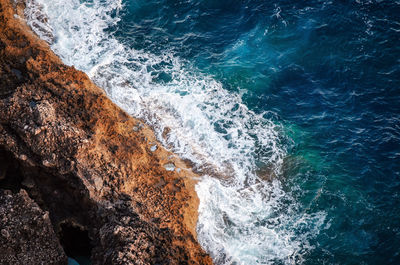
[26, 0, 400, 264]
[114, 1, 400, 264]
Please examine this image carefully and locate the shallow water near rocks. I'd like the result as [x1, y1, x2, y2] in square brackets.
[68, 257, 90, 265]
[163, 163, 176, 171]
[26, 0, 400, 264]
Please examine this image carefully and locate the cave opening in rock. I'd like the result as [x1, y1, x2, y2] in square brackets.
[59, 222, 92, 265]
[0, 147, 23, 192]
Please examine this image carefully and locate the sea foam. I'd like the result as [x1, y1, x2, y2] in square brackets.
[25, 0, 325, 263]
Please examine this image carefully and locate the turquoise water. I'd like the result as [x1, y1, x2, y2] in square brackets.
[116, 1, 400, 263]
[26, 0, 400, 264]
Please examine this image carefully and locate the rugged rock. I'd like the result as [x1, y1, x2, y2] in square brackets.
[0, 0, 213, 264]
[0, 189, 67, 264]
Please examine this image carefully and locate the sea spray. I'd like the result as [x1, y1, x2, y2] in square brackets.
[25, 0, 326, 263]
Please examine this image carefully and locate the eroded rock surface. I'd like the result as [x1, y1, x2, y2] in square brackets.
[0, 0, 212, 264]
[0, 189, 67, 264]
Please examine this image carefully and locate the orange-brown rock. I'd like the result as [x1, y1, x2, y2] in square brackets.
[0, 0, 213, 264]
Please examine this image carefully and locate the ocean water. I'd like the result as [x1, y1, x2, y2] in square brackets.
[25, 0, 400, 264]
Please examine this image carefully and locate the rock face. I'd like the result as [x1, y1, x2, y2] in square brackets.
[0, 0, 213, 264]
[0, 189, 67, 264]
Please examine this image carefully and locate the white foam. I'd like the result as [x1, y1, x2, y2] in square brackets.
[25, 1, 326, 263]
[197, 177, 327, 264]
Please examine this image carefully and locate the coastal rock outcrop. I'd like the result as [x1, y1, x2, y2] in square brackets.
[0, 0, 213, 264]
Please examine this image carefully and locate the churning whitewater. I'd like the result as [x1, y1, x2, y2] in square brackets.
[25, 0, 326, 264]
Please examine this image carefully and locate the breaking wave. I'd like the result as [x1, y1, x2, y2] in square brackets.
[25, 0, 326, 263]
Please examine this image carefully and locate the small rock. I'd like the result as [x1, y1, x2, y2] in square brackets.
[19, 189, 29, 197]
[42, 160, 53, 167]
[34, 101, 56, 124]
[94, 177, 103, 191]
[42, 211, 49, 220]
[34, 127, 41, 135]
[121, 216, 131, 225]
[1, 229, 10, 239]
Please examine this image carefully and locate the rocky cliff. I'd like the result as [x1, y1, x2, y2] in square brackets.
[0, 0, 212, 263]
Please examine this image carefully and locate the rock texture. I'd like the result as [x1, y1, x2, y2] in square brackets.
[0, 0, 213, 264]
[0, 189, 67, 264]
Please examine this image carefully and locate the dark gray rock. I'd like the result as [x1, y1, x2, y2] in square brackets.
[0, 189, 67, 265]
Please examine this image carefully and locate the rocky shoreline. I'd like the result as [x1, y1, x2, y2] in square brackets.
[0, 0, 212, 263]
